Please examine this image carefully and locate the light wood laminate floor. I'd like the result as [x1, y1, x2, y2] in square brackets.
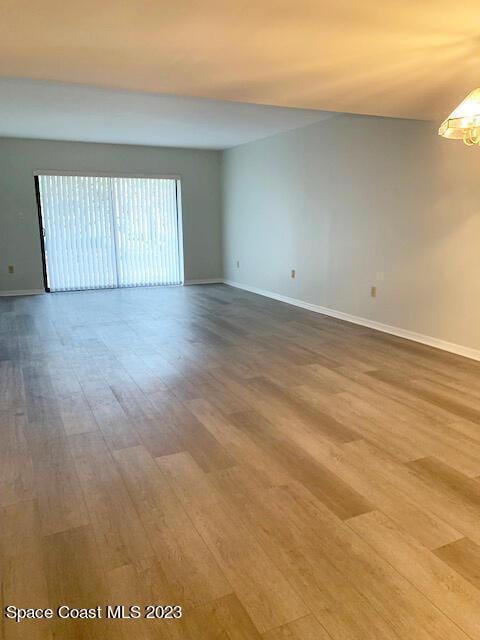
[2, 284, 480, 639]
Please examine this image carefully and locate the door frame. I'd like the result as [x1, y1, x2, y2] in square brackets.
[34, 175, 50, 292]
[33, 170, 181, 179]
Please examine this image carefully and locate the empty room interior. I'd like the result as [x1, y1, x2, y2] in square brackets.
[3, 1, 480, 638]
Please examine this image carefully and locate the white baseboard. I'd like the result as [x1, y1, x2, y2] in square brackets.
[184, 278, 223, 285]
[0, 289, 45, 297]
[224, 279, 480, 363]
[0, 282, 223, 294]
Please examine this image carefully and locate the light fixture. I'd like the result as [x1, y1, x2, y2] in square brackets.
[439, 88, 480, 145]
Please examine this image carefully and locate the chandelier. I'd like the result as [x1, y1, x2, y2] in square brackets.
[439, 89, 480, 146]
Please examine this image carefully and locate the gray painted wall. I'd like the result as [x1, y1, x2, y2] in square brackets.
[223, 114, 480, 351]
[0, 137, 222, 291]
[4, 120, 480, 354]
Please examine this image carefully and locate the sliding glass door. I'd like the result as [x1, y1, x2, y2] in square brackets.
[112, 177, 182, 288]
[37, 174, 183, 292]
[38, 175, 118, 291]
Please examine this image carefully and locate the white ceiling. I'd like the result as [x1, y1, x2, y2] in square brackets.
[0, 0, 478, 121]
[0, 78, 334, 150]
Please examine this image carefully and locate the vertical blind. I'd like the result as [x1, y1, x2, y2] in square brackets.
[38, 175, 183, 292]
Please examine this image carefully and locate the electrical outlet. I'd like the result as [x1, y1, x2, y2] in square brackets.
[236, 260, 240, 269]
[370, 285, 377, 298]
[8, 265, 14, 274]
[291, 269, 296, 279]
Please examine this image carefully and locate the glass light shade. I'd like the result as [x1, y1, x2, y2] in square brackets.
[439, 88, 480, 145]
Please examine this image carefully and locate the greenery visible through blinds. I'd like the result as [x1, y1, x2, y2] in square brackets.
[38, 175, 183, 291]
